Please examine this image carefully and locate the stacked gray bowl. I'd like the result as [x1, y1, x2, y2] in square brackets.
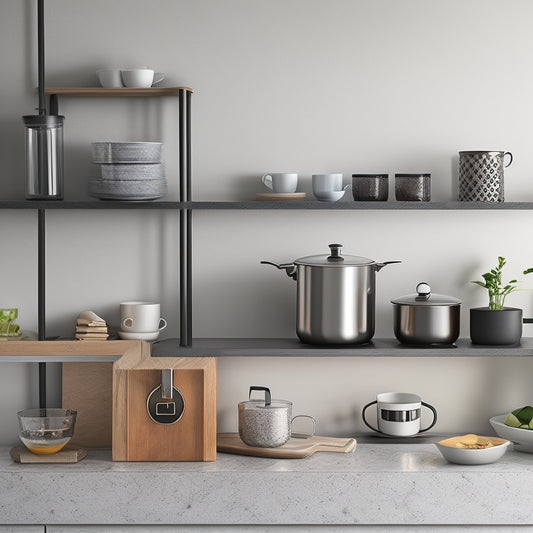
[90, 142, 167, 200]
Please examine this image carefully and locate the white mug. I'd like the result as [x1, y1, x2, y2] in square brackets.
[120, 301, 167, 333]
[261, 173, 298, 193]
[312, 173, 343, 194]
[97, 68, 123, 88]
[362, 392, 437, 437]
[121, 69, 165, 88]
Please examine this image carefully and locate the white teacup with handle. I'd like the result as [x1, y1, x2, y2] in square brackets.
[120, 301, 167, 333]
[261, 173, 298, 193]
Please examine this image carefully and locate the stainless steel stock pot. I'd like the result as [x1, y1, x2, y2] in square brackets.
[262, 243, 400, 345]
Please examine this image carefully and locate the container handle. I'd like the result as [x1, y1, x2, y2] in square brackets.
[419, 401, 438, 432]
[375, 260, 402, 272]
[504, 152, 513, 168]
[361, 400, 380, 433]
[260, 260, 297, 280]
[249, 386, 271, 406]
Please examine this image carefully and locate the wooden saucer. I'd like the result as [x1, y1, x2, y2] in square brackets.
[256, 192, 306, 202]
[10, 445, 87, 463]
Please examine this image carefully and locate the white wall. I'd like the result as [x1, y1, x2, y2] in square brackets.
[1, 0, 533, 445]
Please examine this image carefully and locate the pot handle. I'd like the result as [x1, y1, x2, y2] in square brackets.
[260, 260, 297, 280]
[375, 260, 402, 272]
[419, 401, 438, 433]
[361, 400, 381, 433]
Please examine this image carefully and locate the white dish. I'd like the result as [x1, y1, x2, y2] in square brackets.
[490, 414, 533, 453]
[118, 330, 160, 341]
[435, 434, 510, 465]
[314, 190, 346, 202]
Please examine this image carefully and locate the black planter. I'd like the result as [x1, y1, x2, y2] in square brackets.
[470, 307, 523, 345]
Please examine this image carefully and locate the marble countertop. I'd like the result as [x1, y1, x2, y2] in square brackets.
[1, 442, 532, 526]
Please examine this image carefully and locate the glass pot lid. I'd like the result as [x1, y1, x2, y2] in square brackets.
[391, 282, 462, 306]
[294, 243, 375, 267]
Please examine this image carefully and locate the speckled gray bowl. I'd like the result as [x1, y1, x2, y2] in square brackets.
[91, 142, 163, 163]
[98, 163, 164, 181]
[88, 177, 168, 200]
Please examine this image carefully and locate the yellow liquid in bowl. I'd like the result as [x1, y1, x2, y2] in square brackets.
[21, 436, 70, 455]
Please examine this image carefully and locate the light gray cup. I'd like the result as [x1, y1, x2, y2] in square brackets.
[97, 68, 123, 88]
[120, 301, 167, 333]
[261, 173, 298, 193]
[312, 173, 343, 191]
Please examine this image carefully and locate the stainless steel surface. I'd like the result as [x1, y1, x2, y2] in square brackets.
[263, 244, 399, 345]
[392, 303, 460, 345]
[23, 115, 64, 199]
[161, 369, 173, 400]
[391, 282, 462, 306]
[297, 262, 375, 344]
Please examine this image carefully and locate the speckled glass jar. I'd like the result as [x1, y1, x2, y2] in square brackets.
[395, 173, 431, 201]
[238, 398, 292, 447]
[352, 174, 389, 201]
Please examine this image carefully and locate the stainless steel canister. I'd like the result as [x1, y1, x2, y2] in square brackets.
[458, 150, 513, 202]
[262, 244, 400, 345]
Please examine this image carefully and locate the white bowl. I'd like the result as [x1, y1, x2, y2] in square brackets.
[314, 190, 346, 202]
[490, 414, 533, 453]
[435, 434, 510, 465]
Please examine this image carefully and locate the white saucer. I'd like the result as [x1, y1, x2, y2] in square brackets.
[118, 330, 160, 341]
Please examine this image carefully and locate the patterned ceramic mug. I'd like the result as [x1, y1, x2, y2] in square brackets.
[458, 151, 513, 202]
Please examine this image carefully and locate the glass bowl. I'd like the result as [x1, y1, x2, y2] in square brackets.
[17, 408, 77, 455]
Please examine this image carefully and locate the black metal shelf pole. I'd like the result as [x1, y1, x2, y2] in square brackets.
[179, 89, 192, 346]
[38, 208, 46, 408]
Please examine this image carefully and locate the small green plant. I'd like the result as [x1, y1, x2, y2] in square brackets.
[472, 256, 533, 310]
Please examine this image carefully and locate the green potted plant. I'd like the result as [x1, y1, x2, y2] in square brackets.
[470, 256, 533, 345]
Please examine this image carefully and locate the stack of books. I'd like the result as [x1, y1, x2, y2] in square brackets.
[75, 311, 109, 340]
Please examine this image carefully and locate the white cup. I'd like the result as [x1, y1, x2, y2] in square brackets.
[261, 173, 298, 193]
[120, 301, 167, 333]
[97, 68, 124, 88]
[312, 173, 343, 195]
[362, 392, 437, 437]
[121, 69, 165, 88]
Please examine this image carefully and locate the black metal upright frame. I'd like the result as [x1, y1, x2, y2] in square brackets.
[34, 87, 194, 405]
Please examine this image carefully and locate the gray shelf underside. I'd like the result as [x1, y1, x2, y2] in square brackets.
[151, 337, 533, 357]
[2, 201, 533, 210]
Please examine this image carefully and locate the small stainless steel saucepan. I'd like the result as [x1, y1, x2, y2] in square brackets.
[391, 282, 461, 345]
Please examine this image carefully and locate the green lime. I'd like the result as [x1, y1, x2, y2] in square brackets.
[517, 406, 533, 424]
[505, 413, 521, 427]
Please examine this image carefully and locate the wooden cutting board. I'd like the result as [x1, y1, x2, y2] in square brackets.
[217, 433, 356, 458]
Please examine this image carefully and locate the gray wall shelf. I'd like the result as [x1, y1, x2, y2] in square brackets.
[151, 337, 533, 357]
[3, 200, 533, 210]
